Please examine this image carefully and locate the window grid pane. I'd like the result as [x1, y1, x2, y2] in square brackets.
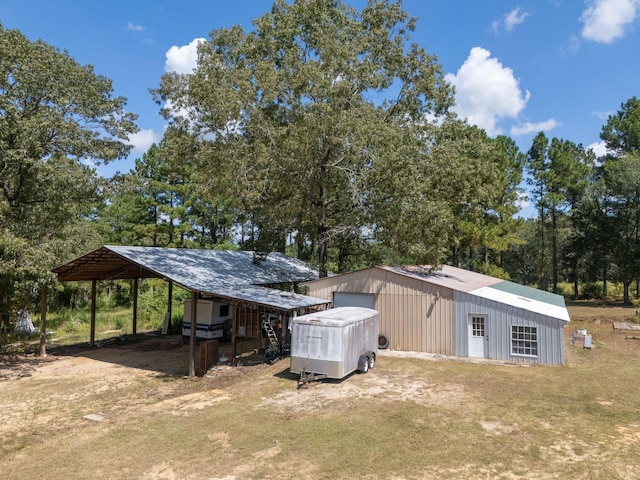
[472, 316, 484, 337]
[511, 326, 538, 357]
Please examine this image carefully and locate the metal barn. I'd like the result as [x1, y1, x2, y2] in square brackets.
[304, 265, 570, 365]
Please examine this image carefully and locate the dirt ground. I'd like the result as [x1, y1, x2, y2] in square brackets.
[0, 334, 471, 441]
[1, 306, 639, 479]
[0, 335, 474, 480]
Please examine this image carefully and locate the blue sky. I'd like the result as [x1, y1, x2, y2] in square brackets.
[2, 0, 638, 196]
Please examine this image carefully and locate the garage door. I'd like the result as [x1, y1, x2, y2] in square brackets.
[333, 292, 375, 309]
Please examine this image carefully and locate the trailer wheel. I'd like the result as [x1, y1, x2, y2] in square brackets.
[378, 334, 389, 349]
[368, 354, 375, 370]
[358, 354, 369, 374]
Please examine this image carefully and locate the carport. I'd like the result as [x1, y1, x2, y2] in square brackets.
[43, 246, 331, 376]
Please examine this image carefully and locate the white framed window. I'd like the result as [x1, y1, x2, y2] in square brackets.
[511, 325, 538, 357]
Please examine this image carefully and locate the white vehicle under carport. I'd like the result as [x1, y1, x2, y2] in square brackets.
[182, 299, 232, 342]
[290, 307, 378, 387]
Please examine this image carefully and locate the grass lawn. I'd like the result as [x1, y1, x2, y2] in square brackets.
[0, 304, 639, 479]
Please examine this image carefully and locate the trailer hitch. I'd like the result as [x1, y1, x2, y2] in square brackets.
[297, 368, 327, 388]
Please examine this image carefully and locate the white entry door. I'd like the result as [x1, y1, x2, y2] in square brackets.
[468, 315, 489, 358]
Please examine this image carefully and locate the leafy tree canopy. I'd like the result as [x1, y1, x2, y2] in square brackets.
[0, 24, 138, 337]
[600, 96, 640, 156]
[154, 0, 454, 275]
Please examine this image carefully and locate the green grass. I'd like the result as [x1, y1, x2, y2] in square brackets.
[9, 306, 183, 351]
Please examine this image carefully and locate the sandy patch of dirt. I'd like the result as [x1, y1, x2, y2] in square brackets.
[145, 389, 231, 416]
[0, 336, 196, 443]
[257, 366, 468, 414]
[480, 420, 518, 435]
[140, 462, 178, 480]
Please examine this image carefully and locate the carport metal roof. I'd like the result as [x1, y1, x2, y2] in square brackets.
[53, 246, 331, 311]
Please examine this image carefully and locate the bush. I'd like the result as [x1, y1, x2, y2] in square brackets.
[581, 282, 603, 300]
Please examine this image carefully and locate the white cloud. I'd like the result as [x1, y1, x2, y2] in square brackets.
[165, 37, 206, 74]
[588, 140, 610, 157]
[81, 158, 99, 171]
[593, 110, 612, 120]
[516, 191, 531, 211]
[126, 129, 161, 152]
[581, 0, 640, 43]
[127, 22, 145, 32]
[491, 8, 530, 33]
[163, 98, 192, 124]
[445, 47, 530, 136]
[510, 119, 560, 136]
[504, 8, 530, 30]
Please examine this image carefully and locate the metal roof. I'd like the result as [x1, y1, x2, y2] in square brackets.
[367, 265, 569, 322]
[381, 265, 498, 293]
[471, 286, 570, 322]
[52, 246, 331, 311]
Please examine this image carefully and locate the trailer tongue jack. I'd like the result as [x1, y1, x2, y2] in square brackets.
[297, 368, 328, 388]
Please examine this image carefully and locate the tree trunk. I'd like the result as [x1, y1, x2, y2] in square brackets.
[551, 207, 558, 294]
[623, 280, 631, 305]
[39, 287, 47, 357]
[338, 246, 349, 273]
[0, 290, 9, 354]
[317, 160, 329, 278]
[538, 204, 546, 291]
[451, 245, 460, 268]
[317, 227, 328, 278]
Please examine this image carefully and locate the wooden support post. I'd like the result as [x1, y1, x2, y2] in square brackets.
[132, 278, 138, 336]
[231, 301, 237, 360]
[90, 279, 97, 347]
[189, 291, 197, 377]
[39, 287, 47, 357]
[167, 281, 173, 334]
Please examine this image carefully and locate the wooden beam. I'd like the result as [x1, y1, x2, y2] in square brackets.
[167, 281, 173, 334]
[189, 291, 197, 377]
[39, 287, 47, 357]
[132, 278, 138, 336]
[231, 301, 237, 360]
[90, 279, 96, 347]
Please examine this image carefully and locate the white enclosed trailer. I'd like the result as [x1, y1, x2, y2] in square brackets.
[290, 307, 379, 386]
[182, 299, 232, 341]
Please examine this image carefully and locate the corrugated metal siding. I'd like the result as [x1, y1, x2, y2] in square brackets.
[305, 267, 454, 355]
[454, 291, 565, 365]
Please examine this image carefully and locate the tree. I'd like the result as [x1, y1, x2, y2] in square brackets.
[0, 24, 137, 351]
[103, 142, 188, 247]
[545, 139, 593, 293]
[600, 96, 640, 156]
[154, 0, 453, 276]
[600, 154, 640, 304]
[581, 96, 640, 303]
[526, 132, 550, 290]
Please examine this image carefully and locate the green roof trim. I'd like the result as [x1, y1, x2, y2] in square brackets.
[489, 280, 566, 308]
